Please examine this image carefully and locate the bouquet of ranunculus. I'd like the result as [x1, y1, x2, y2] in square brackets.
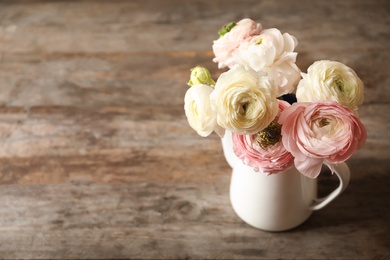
[184, 18, 366, 179]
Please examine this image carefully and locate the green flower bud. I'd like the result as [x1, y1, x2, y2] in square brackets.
[218, 22, 237, 37]
[187, 66, 216, 87]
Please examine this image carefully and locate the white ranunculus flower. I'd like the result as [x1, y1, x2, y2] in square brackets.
[184, 84, 217, 137]
[296, 60, 364, 112]
[210, 65, 278, 135]
[233, 28, 300, 96]
[264, 52, 301, 96]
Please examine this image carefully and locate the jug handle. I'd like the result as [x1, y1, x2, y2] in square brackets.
[310, 162, 350, 211]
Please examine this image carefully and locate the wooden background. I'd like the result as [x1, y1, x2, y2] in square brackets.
[0, 0, 389, 259]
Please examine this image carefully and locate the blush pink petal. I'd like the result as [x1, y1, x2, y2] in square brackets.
[294, 157, 324, 179]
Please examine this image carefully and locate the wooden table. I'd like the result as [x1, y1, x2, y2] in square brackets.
[0, 0, 389, 258]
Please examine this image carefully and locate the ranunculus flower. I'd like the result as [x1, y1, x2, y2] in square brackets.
[184, 84, 218, 137]
[212, 18, 262, 69]
[232, 100, 294, 174]
[296, 60, 364, 113]
[233, 28, 301, 96]
[210, 65, 278, 135]
[263, 53, 301, 97]
[279, 100, 367, 178]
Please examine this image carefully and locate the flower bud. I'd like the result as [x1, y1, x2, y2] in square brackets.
[187, 66, 216, 87]
[218, 22, 237, 37]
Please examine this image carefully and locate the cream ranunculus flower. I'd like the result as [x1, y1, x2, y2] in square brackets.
[210, 65, 278, 135]
[184, 84, 218, 137]
[296, 60, 364, 112]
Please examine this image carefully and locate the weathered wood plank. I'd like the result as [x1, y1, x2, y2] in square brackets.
[0, 103, 388, 185]
[0, 50, 389, 107]
[0, 0, 388, 53]
[0, 53, 213, 108]
[0, 105, 228, 184]
[0, 180, 388, 259]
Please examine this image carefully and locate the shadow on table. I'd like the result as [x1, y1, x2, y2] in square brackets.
[294, 158, 390, 249]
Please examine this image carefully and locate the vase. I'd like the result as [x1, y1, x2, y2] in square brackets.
[221, 131, 351, 232]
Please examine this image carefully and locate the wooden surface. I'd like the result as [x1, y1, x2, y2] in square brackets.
[0, 0, 389, 259]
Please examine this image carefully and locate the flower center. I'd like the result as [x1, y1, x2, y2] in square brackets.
[319, 118, 329, 127]
[239, 98, 251, 115]
[242, 103, 248, 112]
[335, 78, 345, 92]
[255, 38, 263, 45]
[255, 120, 282, 148]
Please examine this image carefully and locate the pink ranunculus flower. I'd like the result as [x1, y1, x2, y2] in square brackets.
[278, 100, 367, 179]
[212, 18, 262, 69]
[232, 100, 294, 174]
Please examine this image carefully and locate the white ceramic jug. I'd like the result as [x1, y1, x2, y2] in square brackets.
[222, 131, 351, 231]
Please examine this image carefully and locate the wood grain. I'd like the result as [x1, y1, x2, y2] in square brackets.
[0, 0, 389, 259]
[0, 178, 389, 259]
